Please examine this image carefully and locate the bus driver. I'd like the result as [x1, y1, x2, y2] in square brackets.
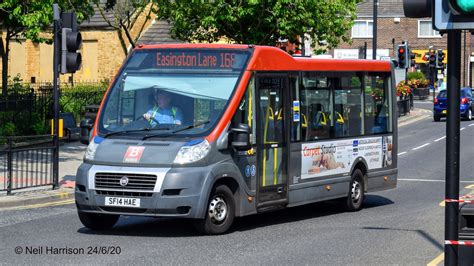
[143, 90, 183, 126]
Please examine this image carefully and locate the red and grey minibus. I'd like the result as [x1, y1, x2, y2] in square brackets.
[75, 44, 397, 234]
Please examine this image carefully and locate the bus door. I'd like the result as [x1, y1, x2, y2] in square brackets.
[256, 75, 289, 207]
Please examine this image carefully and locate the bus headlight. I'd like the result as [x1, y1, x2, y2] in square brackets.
[174, 139, 211, 164]
[84, 137, 100, 161]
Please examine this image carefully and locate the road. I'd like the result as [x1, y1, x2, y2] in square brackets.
[1, 103, 473, 264]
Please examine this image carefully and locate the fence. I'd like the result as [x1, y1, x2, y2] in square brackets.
[0, 81, 107, 136]
[0, 135, 57, 195]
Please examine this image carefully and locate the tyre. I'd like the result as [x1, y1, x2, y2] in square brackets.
[344, 169, 365, 212]
[193, 185, 235, 235]
[78, 211, 119, 230]
[434, 115, 441, 122]
[467, 108, 473, 121]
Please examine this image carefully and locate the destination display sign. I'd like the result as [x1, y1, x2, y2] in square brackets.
[154, 50, 249, 70]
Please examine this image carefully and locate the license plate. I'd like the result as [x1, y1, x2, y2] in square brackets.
[442, 110, 447, 114]
[105, 197, 140, 207]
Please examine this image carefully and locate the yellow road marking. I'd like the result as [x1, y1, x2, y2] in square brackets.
[0, 199, 75, 211]
[427, 252, 444, 266]
[464, 184, 474, 189]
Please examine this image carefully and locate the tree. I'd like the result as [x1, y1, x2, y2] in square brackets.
[153, 0, 361, 52]
[0, 0, 93, 96]
[93, 0, 155, 56]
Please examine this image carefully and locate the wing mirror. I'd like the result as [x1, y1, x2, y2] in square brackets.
[230, 123, 251, 151]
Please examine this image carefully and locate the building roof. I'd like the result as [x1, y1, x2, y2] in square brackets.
[357, 0, 405, 18]
[80, 6, 116, 29]
[137, 20, 182, 44]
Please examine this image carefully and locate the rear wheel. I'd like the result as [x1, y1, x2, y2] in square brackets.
[467, 108, 472, 121]
[193, 185, 235, 235]
[78, 212, 119, 230]
[344, 169, 365, 212]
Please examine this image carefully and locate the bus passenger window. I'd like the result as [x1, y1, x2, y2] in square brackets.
[334, 76, 363, 137]
[364, 75, 391, 134]
[300, 74, 331, 141]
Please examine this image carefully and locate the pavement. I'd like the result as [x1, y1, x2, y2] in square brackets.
[0, 106, 432, 209]
[0, 141, 86, 209]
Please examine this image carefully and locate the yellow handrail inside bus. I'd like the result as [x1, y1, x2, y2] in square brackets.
[273, 147, 278, 185]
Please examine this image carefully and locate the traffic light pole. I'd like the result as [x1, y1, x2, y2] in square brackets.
[445, 30, 461, 266]
[52, 4, 60, 189]
[372, 0, 378, 60]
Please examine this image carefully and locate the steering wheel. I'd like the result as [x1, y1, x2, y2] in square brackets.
[135, 115, 160, 125]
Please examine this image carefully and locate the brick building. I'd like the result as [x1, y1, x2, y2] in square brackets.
[333, 0, 473, 87]
[0, 4, 179, 84]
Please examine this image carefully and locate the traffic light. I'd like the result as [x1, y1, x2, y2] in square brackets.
[60, 12, 82, 74]
[404, 0, 474, 31]
[448, 0, 474, 15]
[436, 49, 445, 69]
[429, 50, 436, 68]
[397, 44, 408, 69]
[433, 0, 474, 31]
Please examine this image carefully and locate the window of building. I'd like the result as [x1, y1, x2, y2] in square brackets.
[418, 20, 441, 38]
[352, 20, 373, 38]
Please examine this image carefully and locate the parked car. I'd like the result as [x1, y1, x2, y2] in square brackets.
[433, 87, 474, 121]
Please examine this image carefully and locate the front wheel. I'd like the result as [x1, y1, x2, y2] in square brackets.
[344, 169, 365, 212]
[434, 115, 441, 122]
[78, 211, 119, 230]
[467, 108, 473, 121]
[193, 185, 235, 235]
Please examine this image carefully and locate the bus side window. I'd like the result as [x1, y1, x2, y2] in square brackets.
[334, 76, 362, 137]
[364, 74, 390, 134]
[300, 73, 331, 141]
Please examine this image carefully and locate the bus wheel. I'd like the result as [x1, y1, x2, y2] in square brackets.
[194, 185, 235, 235]
[345, 169, 365, 212]
[78, 211, 119, 230]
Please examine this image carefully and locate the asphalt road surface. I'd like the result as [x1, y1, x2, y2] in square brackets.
[1, 104, 474, 264]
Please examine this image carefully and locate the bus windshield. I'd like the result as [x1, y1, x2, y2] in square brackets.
[98, 49, 250, 138]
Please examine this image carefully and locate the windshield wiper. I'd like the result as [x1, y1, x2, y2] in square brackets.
[141, 121, 210, 140]
[172, 120, 210, 134]
[102, 127, 169, 138]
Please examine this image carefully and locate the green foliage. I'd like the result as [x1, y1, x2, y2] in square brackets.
[0, 0, 93, 43]
[60, 82, 109, 123]
[407, 71, 426, 81]
[0, 81, 107, 137]
[8, 75, 32, 94]
[0, 122, 16, 136]
[0, 110, 48, 136]
[153, 0, 361, 53]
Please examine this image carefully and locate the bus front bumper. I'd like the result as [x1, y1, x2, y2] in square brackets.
[75, 163, 209, 219]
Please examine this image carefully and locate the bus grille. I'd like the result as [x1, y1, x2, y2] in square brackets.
[95, 190, 153, 198]
[95, 172, 157, 191]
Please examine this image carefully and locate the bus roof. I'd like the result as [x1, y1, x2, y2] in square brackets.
[135, 43, 392, 73]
